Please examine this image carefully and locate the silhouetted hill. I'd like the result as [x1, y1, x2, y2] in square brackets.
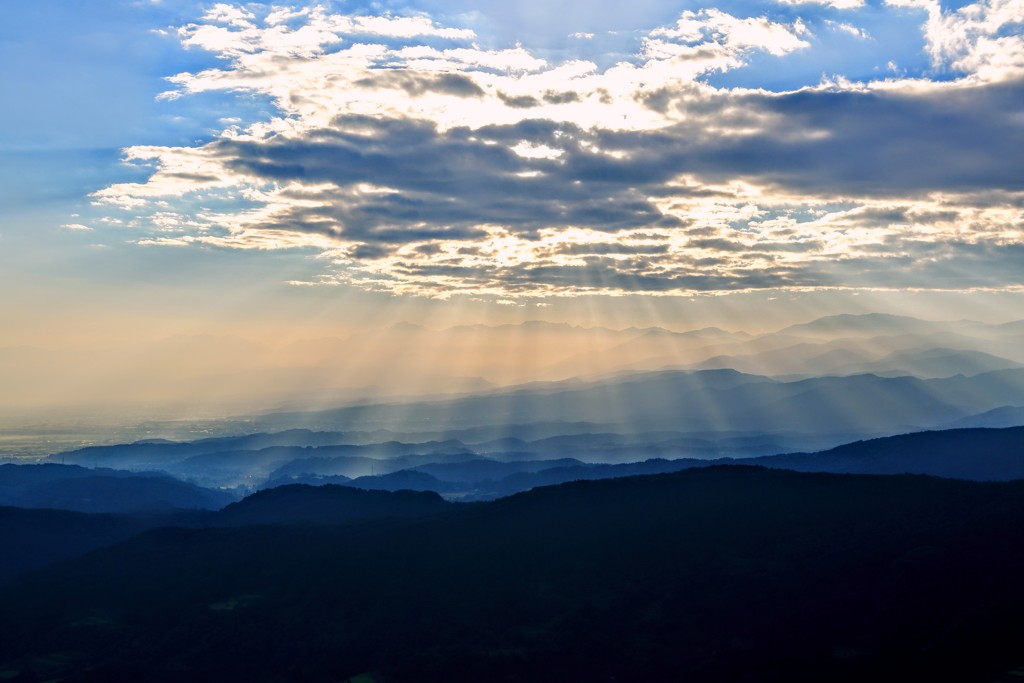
[347, 469, 457, 492]
[743, 426, 1024, 480]
[0, 483, 454, 582]
[0, 506, 207, 582]
[214, 484, 451, 526]
[2, 467, 1023, 682]
[0, 464, 234, 513]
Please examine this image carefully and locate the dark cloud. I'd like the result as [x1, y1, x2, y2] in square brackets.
[688, 238, 747, 252]
[348, 243, 393, 260]
[707, 80, 1024, 195]
[135, 68, 1024, 295]
[497, 91, 541, 108]
[353, 71, 484, 97]
[554, 242, 671, 255]
[210, 116, 677, 242]
[542, 90, 580, 104]
[164, 172, 221, 182]
[583, 78, 1024, 197]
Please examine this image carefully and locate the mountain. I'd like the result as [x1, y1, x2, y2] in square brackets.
[0, 464, 234, 513]
[7, 316, 1023, 440]
[214, 484, 451, 526]
[693, 343, 874, 376]
[254, 368, 1024, 443]
[0, 484, 453, 582]
[434, 427, 1024, 497]
[0, 506, 203, 582]
[538, 325, 751, 379]
[836, 347, 1023, 378]
[55, 436, 480, 488]
[347, 470, 454, 492]
[411, 457, 586, 483]
[53, 429, 358, 469]
[2, 467, 1022, 682]
[693, 343, 1022, 379]
[940, 405, 1024, 429]
[777, 313, 954, 338]
[42, 364, 1024, 488]
[743, 426, 1024, 480]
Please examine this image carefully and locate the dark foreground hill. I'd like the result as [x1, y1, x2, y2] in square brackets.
[1, 467, 1023, 683]
[0, 506, 207, 582]
[0, 485, 452, 583]
[214, 483, 451, 526]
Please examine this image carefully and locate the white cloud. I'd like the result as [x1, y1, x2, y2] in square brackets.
[649, 9, 811, 57]
[777, 0, 865, 9]
[887, 0, 1024, 81]
[825, 20, 872, 39]
[92, 3, 1024, 298]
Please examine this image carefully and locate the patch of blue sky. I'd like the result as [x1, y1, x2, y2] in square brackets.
[937, 0, 982, 12]
[0, 149, 145, 223]
[411, 0, 684, 50]
[707, 7, 934, 89]
[0, 3, 232, 155]
[156, 89, 284, 145]
[993, 21, 1024, 39]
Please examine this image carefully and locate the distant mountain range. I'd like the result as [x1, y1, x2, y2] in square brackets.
[3, 314, 1023, 449]
[41, 421, 1024, 497]
[0, 426, 1016, 550]
[250, 368, 1024, 448]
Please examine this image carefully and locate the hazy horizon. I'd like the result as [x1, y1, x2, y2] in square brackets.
[2, 0, 1023, 450]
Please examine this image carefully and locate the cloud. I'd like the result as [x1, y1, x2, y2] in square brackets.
[886, 0, 1024, 81]
[825, 21, 871, 39]
[777, 0, 865, 9]
[641, 9, 811, 78]
[93, 3, 1024, 298]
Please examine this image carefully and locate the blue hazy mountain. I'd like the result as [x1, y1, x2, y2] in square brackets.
[55, 437, 479, 488]
[941, 405, 1024, 429]
[346, 470, 456, 493]
[253, 368, 1024, 442]
[253, 426, 1024, 499]
[776, 313, 981, 338]
[0, 463, 234, 513]
[400, 427, 1023, 498]
[694, 344, 1022, 379]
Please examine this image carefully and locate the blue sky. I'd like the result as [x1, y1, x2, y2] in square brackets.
[1, 0, 1022, 348]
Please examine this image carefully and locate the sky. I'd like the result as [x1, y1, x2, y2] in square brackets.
[0, 0, 1022, 397]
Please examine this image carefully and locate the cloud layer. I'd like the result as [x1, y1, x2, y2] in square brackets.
[93, 1, 1024, 297]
